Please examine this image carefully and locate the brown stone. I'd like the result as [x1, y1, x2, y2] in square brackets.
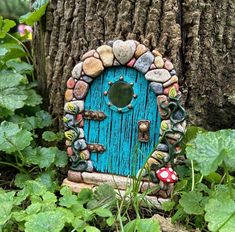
[163, 83, 179, 95]
[164, 60, 174, 70]
[96, 45, 114, 67]
[66, 77, 76, 89]
[152, 49, 162, 57]
[135, 44, 148, 58]
[83, 57, 104, 78]
[81, 49, 96, 61]
[74, 81, 89, 99]
[163, 75, 178, 87]
[65, 89, 74, 101]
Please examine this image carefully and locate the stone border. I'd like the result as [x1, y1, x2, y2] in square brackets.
[63, 40, 186, 198]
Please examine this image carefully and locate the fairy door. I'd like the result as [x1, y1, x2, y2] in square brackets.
[84, 66, 161, 176]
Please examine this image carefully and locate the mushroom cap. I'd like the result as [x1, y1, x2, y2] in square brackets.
[156, 167, 178, 183]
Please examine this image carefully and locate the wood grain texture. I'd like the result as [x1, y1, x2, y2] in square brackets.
[33, 0, 235, 130]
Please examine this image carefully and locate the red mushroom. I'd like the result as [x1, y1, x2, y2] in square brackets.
[156, 167, 178, 183]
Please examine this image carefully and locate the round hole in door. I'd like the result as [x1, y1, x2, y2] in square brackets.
[108, 81, 134, 108]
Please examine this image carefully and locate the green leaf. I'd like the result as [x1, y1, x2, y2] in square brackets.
[0, 191, 15, 225]
[94, 208, 112, 218]
[35, 110, 53, 128]
[85, 226, 100, 232]
[54, 149, 68, 167]
[0, 17, 16, 38]
[0, 47, 8, 57]
[20, 2, 49, 26]
[14, 173, 31, 188]
[25, 211, 65, 232]
[0, 121, 32, 153]
[42, 131, 64, 142]
[161, 201, 175, 211]
[179, 191, 207, 215]
[0, 43, 26, 61]
[6, 60, 33, 74]
[24, 89, 42, 106]
[186, 130, 235, 175]
[25, 180, 47, 196]
[205, 192, 235, 232]
[124, 218, 160, 232]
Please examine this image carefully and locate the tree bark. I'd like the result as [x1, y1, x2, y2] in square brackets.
[33, 0, 235, 130]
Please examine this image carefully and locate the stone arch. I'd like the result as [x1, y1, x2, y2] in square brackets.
[63, 40, 186, 191]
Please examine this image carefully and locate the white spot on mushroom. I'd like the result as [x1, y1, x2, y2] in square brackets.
[167, 178, 171, 182]
[172, 174, 177, 180]
[169, 168, 173, 172]
[160, 171, 169, 178]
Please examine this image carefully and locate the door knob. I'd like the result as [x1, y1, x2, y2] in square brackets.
[138, 120, 150, 142]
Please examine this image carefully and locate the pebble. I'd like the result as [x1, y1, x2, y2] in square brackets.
[81, 49, 96, 61]
[72, 62, 83, 79]
[135, 44, 148, 58]
[83, 57, 104, 78]
[67, 147, 73, 156]
[152, 151, 169, 162]
[73, 139, 87, 151]
[97, 45, 114, 67]
[150, 82, 163, 95]
[82, 75, 93, 83]
[164, 60, 174, 70]
[63, 114, 75, 128]
[163, 83, 179, 95]
[78, 128, 85, 138]
[152, 49, 162, 57]
[134, 51, 154, 74]
[74, 81, 89, 99]
[163, 75, 178, 87]
[173, 109, 185, 121]
[64, 100, 84, 114]
[76, 114, 84, 127]
[66, 77, 76, 89]
[170, 69, 176, 76]
[79, 149, 90, 160]
[154, 56, 164, 68]
[157, 95, 171, 119]
[65, 89, 74, 101]
[127, 58, 136, 67]
[94, 52, 100, 59]
[65, 140, 72, 146]
[145, 69, 171, 82]
[86, 160, 94, 172]
[156, 143, 169, 152]
[150, 64, 156, 70]
[113, 59, 121, 66]
[113, 40, 136, 65]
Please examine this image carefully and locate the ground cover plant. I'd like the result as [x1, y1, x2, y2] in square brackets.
[0, 1, 234, 231]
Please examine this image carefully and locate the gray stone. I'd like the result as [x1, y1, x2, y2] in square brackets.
[113, 40, 136, 65]
[73, 139, 87, 151]
[145, 69, 171, 82]
[156, 143, 169, 152]
[64, 100, 84, 114]
[170, 69, 176, 76]
[82, 75, 93, 83]
[86, 160, 94, 172]
[133, 51, 154, 74]
[150, 82, 163, 95]
[173, 109, 185, 121]
[72, 62, 83, 79]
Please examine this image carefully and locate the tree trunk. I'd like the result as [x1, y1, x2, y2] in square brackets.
[33, 0, 235, 130]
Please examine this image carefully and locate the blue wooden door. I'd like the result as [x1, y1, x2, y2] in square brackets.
[84, 66, 161, 176]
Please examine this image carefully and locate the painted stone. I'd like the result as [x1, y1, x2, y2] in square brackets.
[145, 69, 171, 83]
[135, 44, 148, 58]
[170, 69, 176, 76]
[154, 56, 164, 68]
[86, 160, 94, 172]
[81, 49, 96, 61]
[150, 82, 163, 95]
[156, 143, 169, 152]
[173, 109, 185, 121]
[83, 57, 104, 78]
[157, 95, 171, 119]
[78, 128, 85, 138]
[67, 147, 73, 156]
[63, 114, 75, 128]
[163, 75, 178, 87]
[64, 130, 77, 141]
[76, 114, 84, 127]
[97, 45, 114, 67]
[152, 49, 162, 57]
[146, 157, 160, 169]
[67, 77, 76, 89]
[164, 60, 174, 71]
[72, 62, 83, 79]
[151, 150, 169, 162]
[163, 83, 179, 95]
[82, 75, 93, 83]
[73, 139, 87, 151]
[133, 51, 154, 74]
[65, 89, 74, 101]
[79, 149, 90, 160]
[127, 58, 136, 67]
[74, 81, 89, 100]
[64, 100, 84, 114]
[113, 40, 136, 65]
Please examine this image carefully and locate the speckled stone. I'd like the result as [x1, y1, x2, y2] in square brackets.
[133, 51, 154, 74]
[113, 40, 136, 65]
[81, 49, 96, 61]
[163, 83, 179, 95]
[83, 57, 104, 78]
[74, 81, 89, 99]
[135, 44, 148, 58]
[127, 58, 136, 67]
[72, 62, 83, 79]
[170, 69, 176, 76]
[156, 143, 169, 152]
[79, 149, 90, 160]
[152, 49, 162, 57]
[163, 75, 178, 87]
[64, 100, 84, 114]
[164, 60, 174, 70]
[97, 45, 114, 67]
[154, 56, 164, 68]
[82, 75, 93, 83]
[145, 69, 171, 82]
[150, 82, 163, 95]
[65, 89, 74, 101]
[73, 139, 87, 151]
[66, 77, 76, 89]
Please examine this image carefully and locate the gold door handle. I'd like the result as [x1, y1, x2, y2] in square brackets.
[138, 120, 150, 142]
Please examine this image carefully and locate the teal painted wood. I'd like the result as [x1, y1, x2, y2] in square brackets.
[84, 66, 161, 176]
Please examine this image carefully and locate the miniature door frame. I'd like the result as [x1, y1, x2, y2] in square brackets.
[63, 40, 186, 199]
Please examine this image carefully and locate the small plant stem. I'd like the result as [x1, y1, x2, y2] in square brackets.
[199, 174, 204, 183]
[219, 173, 226, 184]
[223, 163, 233, 198]
[191, 159, 195, 191]
[116, 201, 124, 232]
[0, 161, 27, 173]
